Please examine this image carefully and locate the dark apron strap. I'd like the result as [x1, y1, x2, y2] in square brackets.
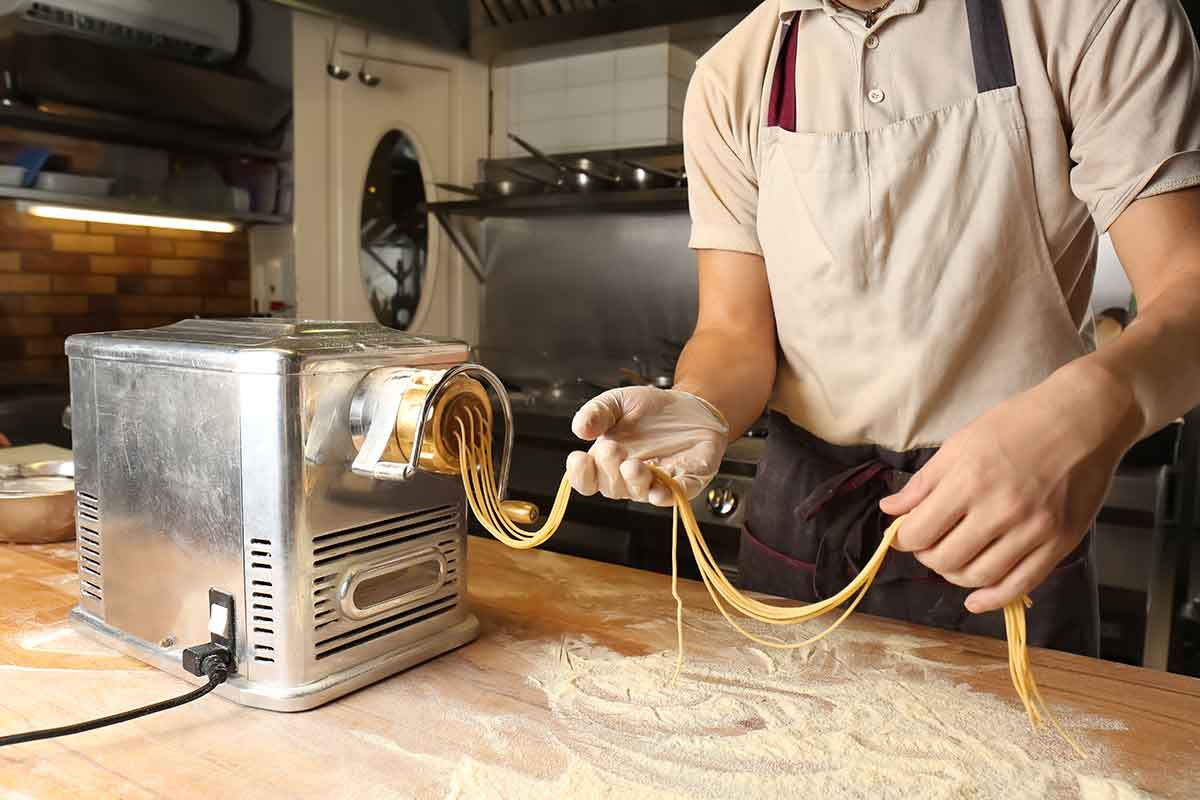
[965, 0, 1017, 92]
[767, 2, 1017, 134]
[766, 15, 798, 131]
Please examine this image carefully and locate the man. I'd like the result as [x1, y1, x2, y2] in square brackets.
[565, 0, 1200, 656]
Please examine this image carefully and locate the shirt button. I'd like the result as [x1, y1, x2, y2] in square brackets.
[868, 88, 885, 103]
[865, 34, 880, 49]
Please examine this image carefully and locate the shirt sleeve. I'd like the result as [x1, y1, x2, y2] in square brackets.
[683, 62, 762, 255]
[1068, 0, 1200, 232]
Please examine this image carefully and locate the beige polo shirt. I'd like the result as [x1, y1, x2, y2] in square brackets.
[685, 0, 1200, 333]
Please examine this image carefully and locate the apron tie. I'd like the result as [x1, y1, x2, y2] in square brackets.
[800, 459, 912, 599]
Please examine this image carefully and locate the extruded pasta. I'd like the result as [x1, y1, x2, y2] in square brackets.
[454, 409, 1082, 755]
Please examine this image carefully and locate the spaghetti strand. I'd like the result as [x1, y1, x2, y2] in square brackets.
[450, 408, 1082, 755]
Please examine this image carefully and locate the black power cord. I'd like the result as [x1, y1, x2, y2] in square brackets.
[0, 646, 232, 748]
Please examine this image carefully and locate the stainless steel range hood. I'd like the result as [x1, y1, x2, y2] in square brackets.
[471, 0, 755, 64]
[267, 0, 751, 64]
[268, 0, 471, 52]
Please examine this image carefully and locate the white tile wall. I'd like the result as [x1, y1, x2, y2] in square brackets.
[667, 46, 696, 81]
[617, 76, 667, 111]
[506, 42, 697, 155]
[516, 59, 567, 94]
[668, 77, 687, 111]
[512, 118, 567, 153]
[565, 83, 617, 117]
[565, 113, 617, 151]
[518, 89, 567, 121]
[617, 108, 669, 146]
[565, 51, 617, 86]
[616, 43, 668, 80]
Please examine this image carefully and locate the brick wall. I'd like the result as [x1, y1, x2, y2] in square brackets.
[0, 200, 251, 384]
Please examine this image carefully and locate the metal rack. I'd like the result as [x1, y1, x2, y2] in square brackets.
[424, 146, 688, 282]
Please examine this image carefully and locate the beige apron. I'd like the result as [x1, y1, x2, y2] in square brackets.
[756, 2, 1087, 451]
[740, 1, 1099, 656]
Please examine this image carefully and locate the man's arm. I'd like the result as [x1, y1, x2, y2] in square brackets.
[673, 249, 778, 437]
[882, 187, 1200, 613]
[564, 248, 776, 506]
[1092, 187, 1200, 437]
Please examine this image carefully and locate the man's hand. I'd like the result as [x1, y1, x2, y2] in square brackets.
[882, 187, 1200, 614]
[879, 362, 1142, 613]
[566, 386, 730, 506]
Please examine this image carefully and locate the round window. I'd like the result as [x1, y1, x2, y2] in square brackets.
[360, 130, 428, 331]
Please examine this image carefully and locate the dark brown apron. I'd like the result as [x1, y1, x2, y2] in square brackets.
[740, 413, 1100, 656]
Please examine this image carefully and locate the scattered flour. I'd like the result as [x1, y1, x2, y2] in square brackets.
[443, 630, 1156, 800]
[18, 623, 113, 657]
[1078, 775, 1157, 800]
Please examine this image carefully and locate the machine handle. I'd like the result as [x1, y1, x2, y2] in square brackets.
[500, 500, 539, 526]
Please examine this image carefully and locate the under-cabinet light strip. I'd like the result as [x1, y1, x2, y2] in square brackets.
[23, 204, 238, 234]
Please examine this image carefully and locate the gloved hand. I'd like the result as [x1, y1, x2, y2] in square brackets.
[566, 386, 729, 507]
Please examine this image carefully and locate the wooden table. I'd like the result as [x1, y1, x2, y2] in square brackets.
[2, 537, 1198, 799]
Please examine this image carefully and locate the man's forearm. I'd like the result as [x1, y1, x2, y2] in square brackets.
[1056, 189, 1200, 453]
[1080, 267, 1200, 442]
[673, 328, 777, 438]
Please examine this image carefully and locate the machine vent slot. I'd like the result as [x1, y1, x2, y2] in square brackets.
[310, 506, 463, 659]
[311, 505, 459, 567]
[75, 492, 102, 600]
[247, 537, 277, 663]
[313, 595, 460, 660]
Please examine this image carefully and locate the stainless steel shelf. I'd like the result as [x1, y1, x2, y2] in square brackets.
[482, 144, 684, 178]
[0, 186, 289, 226]
[423, 187, 687, 218]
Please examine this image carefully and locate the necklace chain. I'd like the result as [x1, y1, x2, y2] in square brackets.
[831, 0, 896, 27]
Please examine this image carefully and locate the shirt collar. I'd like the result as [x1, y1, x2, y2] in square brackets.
[778, 0, 922, 21]
[779, 0, 823, 13]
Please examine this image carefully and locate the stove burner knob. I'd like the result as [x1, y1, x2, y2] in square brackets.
[706, 486, 738, 517]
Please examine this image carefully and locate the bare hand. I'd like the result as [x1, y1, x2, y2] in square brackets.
[879, 364, 1141, 613]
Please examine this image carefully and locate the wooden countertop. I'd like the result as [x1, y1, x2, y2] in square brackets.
[2, 536, 1198, 799]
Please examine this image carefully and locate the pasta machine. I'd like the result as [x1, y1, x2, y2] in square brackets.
[66, 318, 528, 711]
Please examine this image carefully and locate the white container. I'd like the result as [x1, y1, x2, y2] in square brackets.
[35, 172, 115, 197]
[0, 165, 26, 187]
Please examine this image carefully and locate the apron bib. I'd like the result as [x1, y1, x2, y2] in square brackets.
[742, 0, 1099, 655]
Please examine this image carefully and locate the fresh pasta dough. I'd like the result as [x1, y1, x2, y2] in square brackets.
[454, 409, 1083, 755]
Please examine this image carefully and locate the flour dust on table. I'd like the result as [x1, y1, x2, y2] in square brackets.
[445, 622, 1151, 800]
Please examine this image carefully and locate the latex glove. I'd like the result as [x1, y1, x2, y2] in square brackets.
[566, 386, 729, 507]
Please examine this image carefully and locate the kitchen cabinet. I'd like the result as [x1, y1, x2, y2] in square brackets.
[291, 15, 488, 341]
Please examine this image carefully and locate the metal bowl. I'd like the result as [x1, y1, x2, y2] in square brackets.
[0, 460, 76, 544]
